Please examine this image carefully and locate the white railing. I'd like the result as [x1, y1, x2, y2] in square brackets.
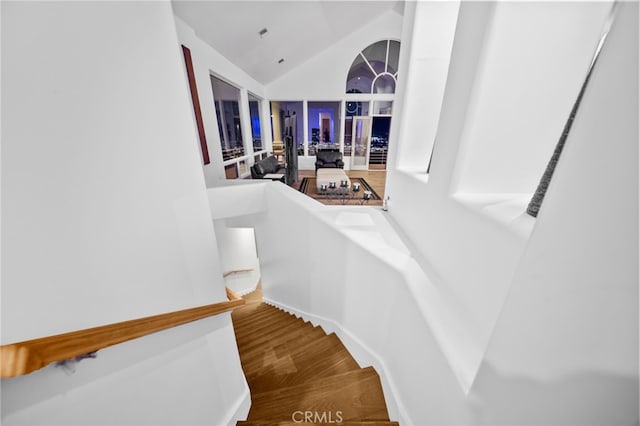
[369, 147, 388, 165]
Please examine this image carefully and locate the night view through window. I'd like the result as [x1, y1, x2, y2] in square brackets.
[371, 116, 391, 167]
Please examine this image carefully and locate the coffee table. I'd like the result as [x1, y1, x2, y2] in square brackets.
[316, 169, 350, 194]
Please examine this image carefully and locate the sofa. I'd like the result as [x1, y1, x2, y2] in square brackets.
[315, 150, 344, 171]
[251, 155, 286, 179]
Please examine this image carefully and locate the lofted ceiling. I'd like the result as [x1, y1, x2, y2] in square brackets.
[171, 0, 404, 84]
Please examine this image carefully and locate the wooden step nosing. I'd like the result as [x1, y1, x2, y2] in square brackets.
[233, 308, 298, 327]
[235, 317, 302, 340]
[236, 316, 310, 343]
[232, 307, 284, 324]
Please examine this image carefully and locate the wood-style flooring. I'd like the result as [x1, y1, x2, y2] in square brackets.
[231, 286, 398, 426]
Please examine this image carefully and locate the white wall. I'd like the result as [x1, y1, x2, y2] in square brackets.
[452, 1, 613, 194]
[173, 16, 270, 187]
[386, 0, 622, 392]
[1, 2, 247, 424]
[265, 9, 404, 100]
[472, 3, 638, 424]
[388, 1, 459, 172]
[214, 224, 261, 295]
[201, 4, 638, 417]
[382, 0, 638, 423]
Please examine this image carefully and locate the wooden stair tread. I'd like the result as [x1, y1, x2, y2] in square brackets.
[247, 367, 390, 422]
[235, 313, 301, 340]
[238, 320, 314, 350]
[236, 316, 308, 345]
[238, 422, 399, 426]
[238, 320, 314, 355]
[246, 332, 352, 377]
[247, 333, 360, 393]
[232, 310, 297, 331]
[240, 324, 326, 375]
[241, 326, 326, 372]
[232, 306, 286, 325]
[232, 300, 397, 425]
[272, 325, 327, 355]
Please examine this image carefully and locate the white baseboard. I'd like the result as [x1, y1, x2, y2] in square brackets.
[262, 297, 413, 426]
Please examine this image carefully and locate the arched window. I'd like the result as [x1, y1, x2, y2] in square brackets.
[346, 40, 400, 94]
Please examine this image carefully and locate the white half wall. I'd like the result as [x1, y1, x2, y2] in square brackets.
[2, 2, 247, 424]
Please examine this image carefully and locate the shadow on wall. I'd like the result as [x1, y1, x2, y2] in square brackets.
[469, 362, 639, 425]
[1, 315, 232, 420]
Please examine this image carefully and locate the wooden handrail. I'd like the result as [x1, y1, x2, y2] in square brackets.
[223, 269, 254, 278]
[0, 298, 245, 378]
[225, 286, 243, 301]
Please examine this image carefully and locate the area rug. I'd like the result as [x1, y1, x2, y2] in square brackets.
[298, 177, 382, 206]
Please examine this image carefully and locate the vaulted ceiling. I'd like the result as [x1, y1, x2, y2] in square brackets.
[171, 1, 404, 84]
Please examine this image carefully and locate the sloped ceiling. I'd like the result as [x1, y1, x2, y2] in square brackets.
[171, 0, 404, 84]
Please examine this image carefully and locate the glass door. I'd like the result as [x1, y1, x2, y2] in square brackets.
[369, 116, 391, 170]
[351, 116, 371, 170]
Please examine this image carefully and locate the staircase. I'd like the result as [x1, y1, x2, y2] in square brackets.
[230, 287, 398, 426]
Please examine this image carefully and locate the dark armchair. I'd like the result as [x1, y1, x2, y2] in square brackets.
[315, 150, 344, 171]
[251, 156, 285, 179]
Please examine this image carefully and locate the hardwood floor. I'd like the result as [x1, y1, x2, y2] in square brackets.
[231, 286, 398, 426]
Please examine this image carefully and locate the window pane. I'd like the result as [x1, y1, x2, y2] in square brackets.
[362, 40, 388, 74]
[362, 40, 388, 65]
[346, 40, 402, 94]
[210, 75, 244, 161]
[373, 74, 396, 94]
[248, 93, 262, 152]
[271, 101, 303, 155]
[370, 116, 391, 169]
[345, 101, 369, 117]
[214, 101, 224, 148]
[224, 163, 238, 179]
[387, 40, 401, 74]
[223, 100, 243, 152]
[308, 101, 341, 156]
[344, 117, 353, 156]
[346, 54, 375, 94]
[373, 101, 393, 115]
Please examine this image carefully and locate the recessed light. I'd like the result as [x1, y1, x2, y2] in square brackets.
[278, 58, 285, 64]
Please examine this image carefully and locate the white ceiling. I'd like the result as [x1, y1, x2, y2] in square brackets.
[171, 0, 404, 84]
